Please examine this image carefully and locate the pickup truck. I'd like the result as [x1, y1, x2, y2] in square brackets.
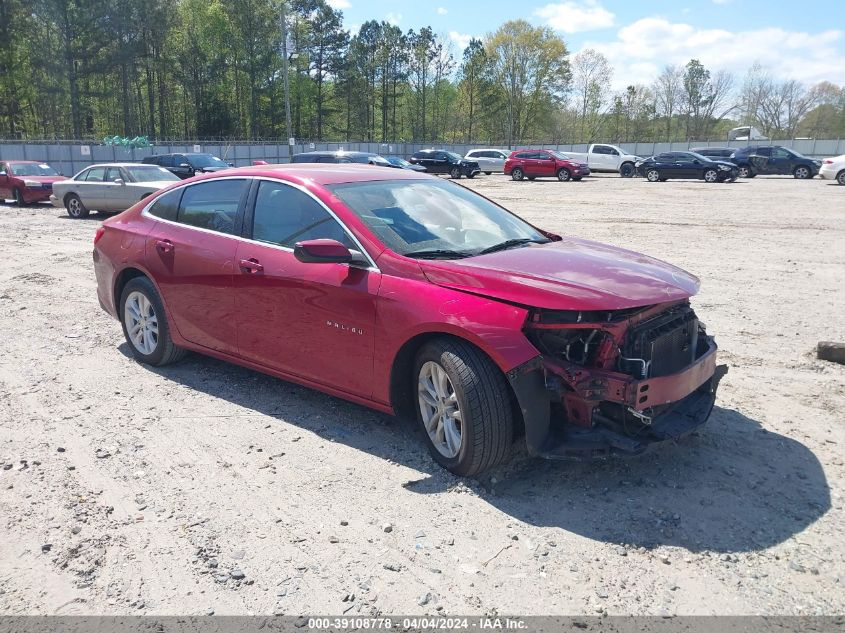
[564, 144, 641, 177]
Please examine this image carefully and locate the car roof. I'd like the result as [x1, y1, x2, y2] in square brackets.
[3, 160, 48, 164]
[81, 163, 162, 168]
[190, 163, 429, 185]
[295, 150, 375, 157]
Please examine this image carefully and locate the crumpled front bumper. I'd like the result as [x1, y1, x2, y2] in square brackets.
[506, 336, 727, 460]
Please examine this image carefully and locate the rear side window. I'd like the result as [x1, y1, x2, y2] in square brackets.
[177, 179, 248, 235]
[755, 147, 772, 157]
[83, 167, 106, 181]
[147, 188, 182, 221]
[251, 181, 354, 249]
[515, 152, 531, 159]
[592, 145, 610, 155]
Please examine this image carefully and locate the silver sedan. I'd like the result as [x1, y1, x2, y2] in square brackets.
[51, 163, 180, 218]
[464, 149, 510, 174]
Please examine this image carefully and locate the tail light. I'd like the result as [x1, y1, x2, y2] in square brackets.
[823, 159, 833, 164]
[94, 226, 105, 244]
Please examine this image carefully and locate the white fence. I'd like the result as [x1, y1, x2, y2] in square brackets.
[1, 138, 842, 177]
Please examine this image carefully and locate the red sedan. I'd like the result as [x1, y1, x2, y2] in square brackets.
[0, 160, 65, 205]
[93, 165, 723, 475]
[504, 149, 590, 182]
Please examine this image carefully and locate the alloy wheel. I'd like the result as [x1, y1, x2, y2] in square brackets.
[738, 166, 750, 178]
[67, 197, 82, 217]
[704, 169, 718, 183]
[646, 169, 660, 182]
[838, 171, 845, 185]
[124, 291, 159, 355]
[417, 360, 463, 458]
[794, 167, 809, 179]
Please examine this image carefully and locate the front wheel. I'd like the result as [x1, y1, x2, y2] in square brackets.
[646, 169, 661, 182]
[511, 168, 524, 181]
[414, 338, 513, 476]
[450, 166, 461, 179]
[619, 162, 635, 178]
[484, 171, 492, 175]
[703, 169, 719, 183]
[65, 193, 89, 218]
[12, 187, 25, 207]
[466, 173, 475, 179]
[557, 168, 571, 182]
[120, 277, 186, 366]
[793, 166, 811, 179]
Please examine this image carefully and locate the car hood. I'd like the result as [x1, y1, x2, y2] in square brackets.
[419, 238, 700, 311]
[127, 180, 178, 189]
[17, 175, 64, 184]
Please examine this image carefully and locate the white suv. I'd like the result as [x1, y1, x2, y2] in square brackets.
[464, 149, 510, 174]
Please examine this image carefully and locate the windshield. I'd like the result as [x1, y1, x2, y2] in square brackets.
[386, 156, 409, 166]
[550, 151, 572, 160]
[125, 166, 180, 182]
[10, 163, 58, 177]
[446, 152, 463, 161]
[686, 152, 711, 162]
[369, 155, 391, 166]
[189, 154, 228, 168]
[328, 179, 549, 259]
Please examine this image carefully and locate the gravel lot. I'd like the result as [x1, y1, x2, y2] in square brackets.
[0, 174, 843, 616]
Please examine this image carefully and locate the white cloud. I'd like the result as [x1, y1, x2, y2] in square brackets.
[385, 12, 402, 26]
[580, 18, 845, 90]
[326, 0, 350, 9]
[535, 0, 615, 34]
[449, 31, 475, 51]
[437, 7, 448, 15]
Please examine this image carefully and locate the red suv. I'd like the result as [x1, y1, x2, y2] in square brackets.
[504, 150, 590, 182]
[94, 165, 722, 476]
[0, 160, 64, 205]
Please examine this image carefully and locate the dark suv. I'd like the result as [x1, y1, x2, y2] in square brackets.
[730, 146, 821, 179]
[408, 150, 481, 179]
[691, 147, 735, 159]
[291, 151, 394, 167]
[142, 153, 231, 179]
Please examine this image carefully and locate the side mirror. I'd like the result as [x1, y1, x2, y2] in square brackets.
[113, 178, 125, 185]
[294, 239, 367, 266]
[179, 163, 191, 169]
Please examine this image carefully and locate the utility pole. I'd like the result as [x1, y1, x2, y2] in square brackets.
[280, 1, 294, 162]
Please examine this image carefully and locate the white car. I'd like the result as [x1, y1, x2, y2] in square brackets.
[819, 154, 845, 185]
[464, 149, 510, 174]
[562, 144, 641, 177]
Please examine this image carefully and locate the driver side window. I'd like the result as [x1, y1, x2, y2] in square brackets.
[251, 181, 354, 249]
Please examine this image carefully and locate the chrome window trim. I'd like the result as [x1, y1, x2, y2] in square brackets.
[140, 175, 380, 272]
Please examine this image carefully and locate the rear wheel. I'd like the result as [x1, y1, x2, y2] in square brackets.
[793, 166, 811, 179]
[703, 168, 719, 183]
[12, 187, 24, 206]
[738, 165, 754, 178]
[556, 168, 571, 182]
[120, 277, 185, 366]
[414, 338, 513, 476]
[837, 170, 845, 185]
[511, 168, 524, 181]
[646, 169, 661, 182]
[484, 171, 492, 175]
[450, 166, 461, 179]
[65, 193, 89, 218]
[466, 173, 475, 179]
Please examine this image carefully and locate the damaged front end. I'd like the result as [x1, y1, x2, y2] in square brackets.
[508, 300, 727, 459]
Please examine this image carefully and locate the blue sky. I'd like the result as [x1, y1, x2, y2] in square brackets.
[328, 0, 845, 89]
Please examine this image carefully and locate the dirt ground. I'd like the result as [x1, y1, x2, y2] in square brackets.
[0, 173, 843, 616]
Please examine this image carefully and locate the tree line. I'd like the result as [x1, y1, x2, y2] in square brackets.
[1, 0, 843, 143]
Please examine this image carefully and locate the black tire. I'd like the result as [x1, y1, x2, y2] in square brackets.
[738, 165, 754, 178]
[511, 168, 524, 181]
[619, 162, 635, 178]
[572, 177, 582, 181]
[413, 338, 513, 476]
[837, 170, 845, 185]
[450, 166, 461, 179]
[484, 171, 492, 175]
[527, 176, 536, 181]
[703, 168, 719, 183]
[65, 193, 90, 218]
[557, 168, 571, 182]
[793, 166, 811, 179]
[119, 276, 186, 367]
[12, 187, 25, 207]
[466, 173, 475, 179]
[646, 169, 661, 182]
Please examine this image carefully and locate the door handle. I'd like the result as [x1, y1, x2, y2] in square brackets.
[239, 258, 264, 274]
[156, 239, 174, 254]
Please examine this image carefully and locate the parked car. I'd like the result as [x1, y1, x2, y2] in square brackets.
[690, 147, 735, 159]
[93, 165, 723, 475]
[637, 152, 739, 183]
[51, 163, 180, 218]
[819, 154, 845, 185]
[504, 149, 590, 182]
[408, 150, 481, 179]
[464, 148, 510, 174]
[563, 144, 641, 177]
[729, 146, 821, 179]
[292, 151, 393, 167]
[0, 160, 65, 206]
[385, 156, 427, 172]
[142, 153, 232, 179]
